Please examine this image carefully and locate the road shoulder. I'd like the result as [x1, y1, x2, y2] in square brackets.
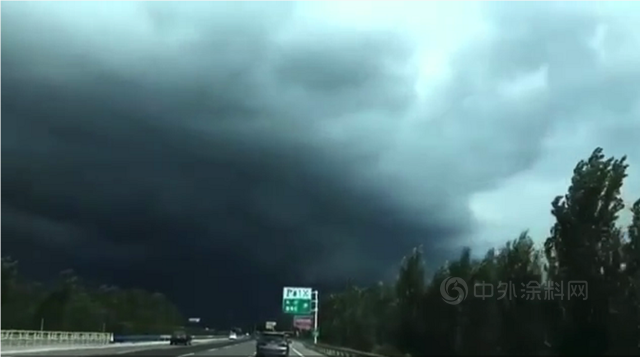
[290, 341, 324, 357]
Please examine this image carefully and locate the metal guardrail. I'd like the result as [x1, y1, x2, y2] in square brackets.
[302, 341, 388, 357]
[1, 330, 113, 349]
[112, 334, 224, 343]
[192, 335, 225, 339]
[1, 330, 228, 351]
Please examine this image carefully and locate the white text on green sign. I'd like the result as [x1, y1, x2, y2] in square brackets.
[282, 299, 311, 314]
[282, 287, 312, 300]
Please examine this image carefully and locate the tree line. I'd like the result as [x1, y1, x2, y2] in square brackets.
[1, 259, 185, 334]
[318, 148, 640, 356]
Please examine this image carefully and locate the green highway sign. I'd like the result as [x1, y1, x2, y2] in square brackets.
[282, 287, 312, 314]
[282, 298, 311, 314]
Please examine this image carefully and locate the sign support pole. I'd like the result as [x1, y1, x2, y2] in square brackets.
[312, 290, 319, 344]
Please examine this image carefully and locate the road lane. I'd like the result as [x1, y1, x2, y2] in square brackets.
[3, 340, 327, 357]
[188, 340, 324, 357]
[118, 339, 250, 356]
[192, 340, 255, 356]
[1, 339, 226, 356]
[2, 339, 248, 357]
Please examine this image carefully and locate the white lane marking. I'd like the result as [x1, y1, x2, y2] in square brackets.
[206, 341, 246, 353]
[178, 353, 195, 357]
[116, 348, 153, 355]
[115, 344, 175, 355]
[292, 347, 305, 357]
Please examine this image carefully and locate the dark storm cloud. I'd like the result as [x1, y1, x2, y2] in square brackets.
[1, 2, 465, 325]
[5, 1, 640, 326]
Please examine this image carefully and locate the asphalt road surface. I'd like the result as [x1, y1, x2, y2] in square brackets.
[4, 340, 324, 357]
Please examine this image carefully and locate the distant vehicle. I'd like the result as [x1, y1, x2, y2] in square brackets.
[229, 331, 237, 340]
[256, 331, 289, 357]
[170, 330, 192, 345]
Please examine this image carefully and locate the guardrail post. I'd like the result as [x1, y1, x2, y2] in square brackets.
[1, 330, 114, 351]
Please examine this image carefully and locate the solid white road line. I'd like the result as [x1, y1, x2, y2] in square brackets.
[292, 347, 305, 357]
[177, 353, 195, 357]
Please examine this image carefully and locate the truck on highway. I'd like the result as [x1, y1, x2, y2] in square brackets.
[170, 330, 192, 345]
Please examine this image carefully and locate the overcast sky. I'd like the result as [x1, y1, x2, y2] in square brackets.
[3, 2, 640, 327]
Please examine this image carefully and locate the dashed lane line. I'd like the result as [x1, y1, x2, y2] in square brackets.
[292, 347, 305, 357]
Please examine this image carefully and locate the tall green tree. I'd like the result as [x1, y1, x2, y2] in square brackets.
[394, 247, 426, 356]
[544, 148, 628, 355]
[319, 147, 640, 356]
[2, 257, 19, 309]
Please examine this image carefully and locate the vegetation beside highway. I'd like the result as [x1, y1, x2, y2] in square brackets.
[1, 260, 185, 334]
[319, 147, 640, 356]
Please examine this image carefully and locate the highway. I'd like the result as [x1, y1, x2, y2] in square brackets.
[3, 339, 324, 357]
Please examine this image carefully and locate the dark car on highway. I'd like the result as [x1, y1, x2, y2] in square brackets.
[256, 331, 290, 357]
[170, 330, 192, 345]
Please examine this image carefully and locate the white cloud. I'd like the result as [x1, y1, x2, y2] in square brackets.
[325, 2, 640, 253]
[274, 2, 640, 254]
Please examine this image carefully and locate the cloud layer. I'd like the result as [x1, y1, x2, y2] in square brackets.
[3, 2, 640, 326]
